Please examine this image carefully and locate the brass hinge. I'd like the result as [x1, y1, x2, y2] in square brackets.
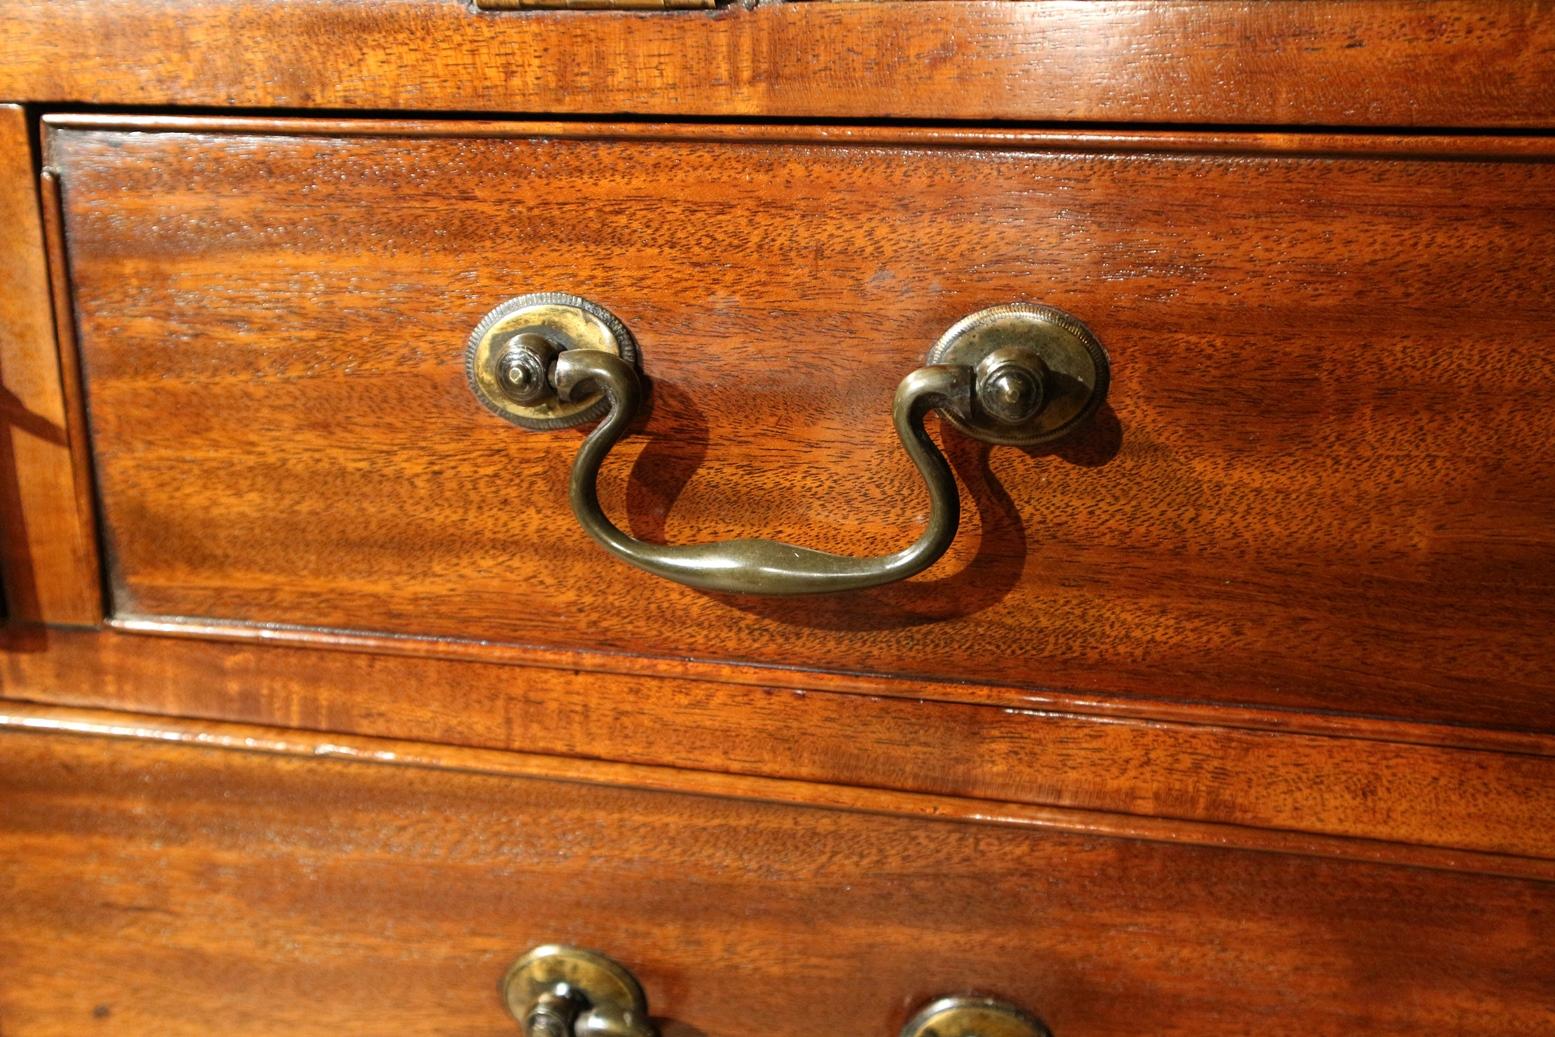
[478, 0, 715, 9]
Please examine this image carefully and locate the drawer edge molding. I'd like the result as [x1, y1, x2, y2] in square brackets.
[38, 113, 1555, 163]
[104, 614, 1555, 756]
[14, 627, 1555, 864]
[3, 700, 1553, 883]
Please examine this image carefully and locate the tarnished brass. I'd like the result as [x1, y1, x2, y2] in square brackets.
[502, 945, 657, 1037]
[503, 948, 1046, 1037]
[927, 303, 1109, 446]
[563, 349, 970, 594]
[465, 296, 1109, 594]
[900, 996, 1052, 1037]
[466, 292, 638, 431]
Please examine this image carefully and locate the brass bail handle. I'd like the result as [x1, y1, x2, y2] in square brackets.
[502, 945, 1052, 1037]
[466, 294, 1110, 596]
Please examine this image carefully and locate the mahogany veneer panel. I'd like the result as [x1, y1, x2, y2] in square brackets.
[47, 120, 1555, 729]
[4, 1, 1555, 125]
[8, 628, 1555, 863]
[2, 716, 1554, 1036]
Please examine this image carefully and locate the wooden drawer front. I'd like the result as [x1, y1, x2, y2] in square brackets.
[8, 3, 1555, 126]
[47, 118, 1555, 730]
[3, 720, 1553, 1036]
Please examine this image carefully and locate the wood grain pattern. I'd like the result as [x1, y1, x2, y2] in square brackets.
[46, 119, 1555, 731]
[5, 1, 1555, 126]
[12, 699, 1555, 882]
[6, 627, 1555, 866]
[2, 710, 1553, 1036]
[0, 106, 100, 626]
[101, 613, 1555, 757]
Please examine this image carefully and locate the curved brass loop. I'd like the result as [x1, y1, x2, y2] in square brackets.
[554, 349, 972, 595]
[466, 297, 1109, 597]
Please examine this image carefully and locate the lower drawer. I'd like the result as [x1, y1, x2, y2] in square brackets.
[1, 717, 1552, 1036]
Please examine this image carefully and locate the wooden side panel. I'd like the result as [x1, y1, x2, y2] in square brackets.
[1, 718, 1552, 1036]
[0, 105, 99, 625]
[3, 1, 1555, 126]
[46, 123, 1555, 731]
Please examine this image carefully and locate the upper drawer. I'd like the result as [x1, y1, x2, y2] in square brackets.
[8, 3, 1555, 126]
[44, 117, 1555, 731]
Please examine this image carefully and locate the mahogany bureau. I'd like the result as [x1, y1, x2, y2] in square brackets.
[3, 3, 1555, 1035]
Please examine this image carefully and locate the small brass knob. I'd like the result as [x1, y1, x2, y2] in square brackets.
[973, 345, 1049, 426]
[496, 332, 561, 406]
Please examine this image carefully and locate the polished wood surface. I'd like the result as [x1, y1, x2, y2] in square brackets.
[4, 1, 1555, 125]
[47, 118, 1555, 731]
[6, 628, 1555, 868]
[0, 106, 99, 626]
[3, 709, 1553, 1036]
[5, 4, 1555, 1033]
[11, 698, 1553, 883]
[97, 613, 1555, 756]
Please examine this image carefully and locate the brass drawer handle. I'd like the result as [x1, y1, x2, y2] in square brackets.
[466, 294, 1108, 596]
[503, 945, 1052, 1037]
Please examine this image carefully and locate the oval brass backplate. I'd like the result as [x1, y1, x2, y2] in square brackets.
[900, 996, 1052, 1037]
[501, 944, 649, 1026]
[926, 303, 1109, 446]
[466, 292, 639, 430]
